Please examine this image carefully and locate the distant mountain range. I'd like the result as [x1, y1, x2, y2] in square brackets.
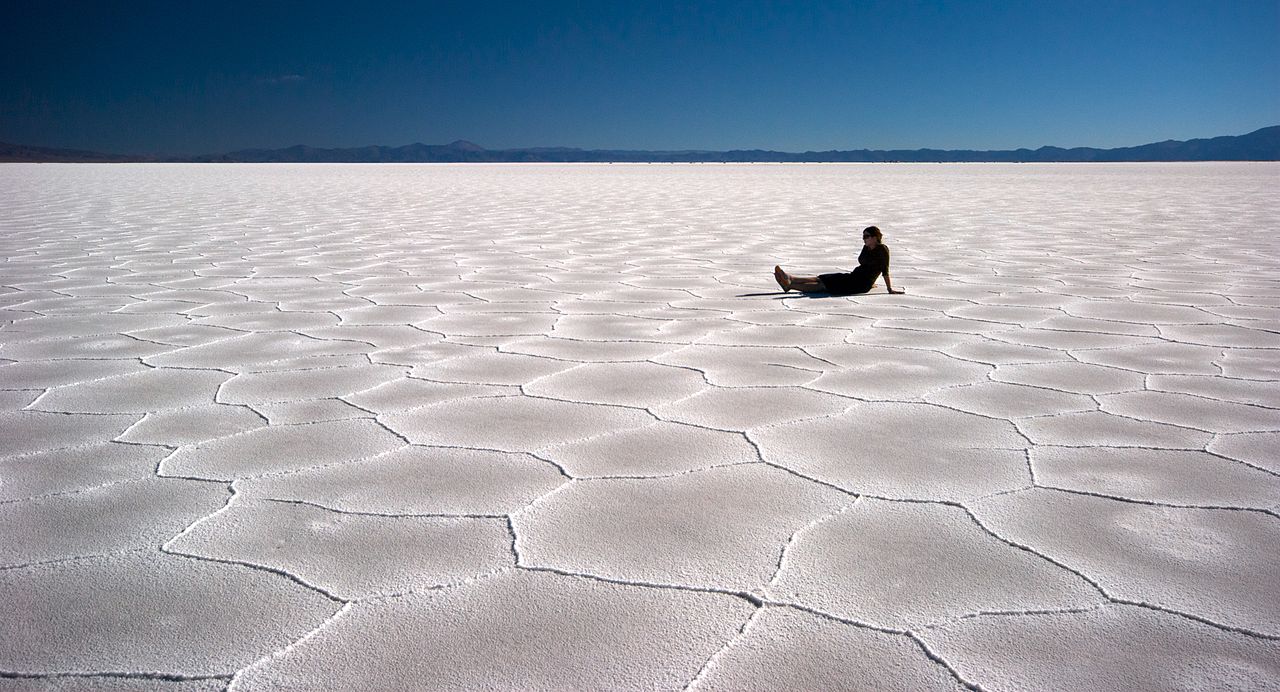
[4, 126, 1278, 163]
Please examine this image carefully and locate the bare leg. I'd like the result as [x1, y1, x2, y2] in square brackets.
[789, 277, 826, 293]
[775, 267, 826, 293]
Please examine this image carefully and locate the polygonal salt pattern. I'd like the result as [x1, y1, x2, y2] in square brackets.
[3, 163, 1278, 687]
[217, 364, 407, 404]
[0, 477, 227, 566]
[690, 607, 965, 691]
[381, 395, 653, 452]
[921, 605, 1280, 691]
[524, 361, 707, 407]
[229, 570, 754, 690]
[543, 421, 759, 477]
[805, 344, 992, 400]
[1098, 391, 1280, 434]
[0, 551, 337, 676]
[1031, 447, 1280, 509]
[115, 404, 267, 445]
[751, 402, 1029, 501]
[515, 464, 851, 592]
[973, 489, 1280, 636]
[1207, 432, 1280, 474]
[0, 442, 169, 500]
[767, 500, 1100, 629]
[241, 445, 566, 515]
[168, 499, 514, 599]
[159, 419, 404, 480]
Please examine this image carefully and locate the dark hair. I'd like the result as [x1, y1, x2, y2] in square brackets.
[862, 226, 882, 240]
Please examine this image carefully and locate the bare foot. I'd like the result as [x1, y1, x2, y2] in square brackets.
[774, 266, 791, 292]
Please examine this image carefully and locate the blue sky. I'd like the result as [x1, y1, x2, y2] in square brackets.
[2, 0, 1277, 154]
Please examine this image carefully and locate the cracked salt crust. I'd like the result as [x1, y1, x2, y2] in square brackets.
[1, 162, 1277, 688]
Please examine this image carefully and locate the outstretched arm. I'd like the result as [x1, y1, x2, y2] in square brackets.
[883, 271, 904, 294]
[881, 246, 904, 294]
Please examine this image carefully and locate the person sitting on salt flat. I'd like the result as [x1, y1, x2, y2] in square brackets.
[774, 225, 905, 296]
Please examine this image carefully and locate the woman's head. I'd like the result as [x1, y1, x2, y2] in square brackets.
[862, 225, 882, 247]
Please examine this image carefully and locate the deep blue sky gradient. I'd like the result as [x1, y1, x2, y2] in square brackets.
[3, 0, 1277, 154]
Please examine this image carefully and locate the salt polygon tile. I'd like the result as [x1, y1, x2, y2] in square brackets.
[0, 389, 39, 411]
[7, 296, 134, 315]
[332, 304, 442, 325]
[973, 489, 1280, 635]
[230, 570, 752, 691]
[1019, 411, 1214, 448]
[218, 365, 404, 404]
[768, 500, 1099, 629]
[752, 402, 1028, 500]
[805, 345, 991, 400]
[551, 314, 673, 341]
[0, 359, 149, 389]
[231, 354, 371, 374]
[1207, 432, 1280, 474]
[524, 361, 706, 407]
[989, 329, 1156, 351]
[186, 301, 278, 317]
[0, 334, 175, 360]
[1063, 300, 1213, 325]
[144, 332, 367, 369]
[30, 368, 229, 414]
[692, 607, 963, 691]
[303, 324, 441, 349]
[382, 395, 651, 451]
[942, 339, 1064, 365]
[253, 398, 369, 425]
[116, 404, 266, 445]
[0, 442, 167, 500]
[160, 419, 403, 480]
[654, 386, 848, 431]
[1032, 447, 1280, 508]
[515, 464, 849, 591]
[874, 317, 1000, 335]
[113, 299, 203, 314]
[1217, 349, 1280, 380]
[924, 381, 1095, 418]
[1149, 375, 1280, 408]
[655, 345, 829, 387]
[945, 304, 1060, 325]
[501, 336, 675, 363]
[0, 477, 227, 565]
[243, 445, 564, 515]
[0, 551, 336, 676]
[416, 312, 558, 337]
[921, 605, 1280, 691]
[1159, 323, 1278, 348]
[1099, 391, 1279, 434]
[1072, 342, 1224, 375]
[544, 422, 759, 477]
[842, 327, 976, 351]
[699, 324, 848, 347]
[169, 499, 512, 599]
[991, 361, 1145, 395]
[411, 351, 573, 385]
[191, 310, 341, 331]
[0, 313, 188, 339]
[0, 412, 138, 457]
[125, 323, 242, 347]
[344, 377, 509, 413]
[368, 341, 489, 367]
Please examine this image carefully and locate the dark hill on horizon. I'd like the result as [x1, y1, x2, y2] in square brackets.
[4, 127, 1279, 163]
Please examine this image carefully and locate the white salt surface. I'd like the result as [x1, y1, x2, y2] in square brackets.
[1, 162, 1278, 690]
